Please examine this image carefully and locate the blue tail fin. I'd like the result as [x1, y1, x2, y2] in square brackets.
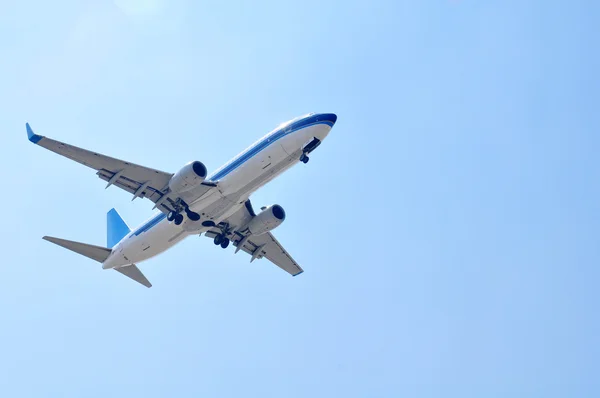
[107, 209, 131, 248]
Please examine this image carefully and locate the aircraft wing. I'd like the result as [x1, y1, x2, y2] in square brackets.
[26, 123, 214, 213]
[204, 201, 304, 276]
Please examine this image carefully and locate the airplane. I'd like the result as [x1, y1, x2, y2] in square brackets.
[26, 113, 337, 288]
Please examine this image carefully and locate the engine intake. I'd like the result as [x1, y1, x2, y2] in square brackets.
[247, 205, 286, 235]
[169, 161, 207, 193]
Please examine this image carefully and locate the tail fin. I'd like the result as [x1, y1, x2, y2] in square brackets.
[107, 208, 130, 248]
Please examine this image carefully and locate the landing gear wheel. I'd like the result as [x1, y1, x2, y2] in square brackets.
[220, 238, 230, 249]
[214, 234, 223, 245]
[167, 211, 176, 222]
[300, 153, 309, 164]
[174, 214, 184, 225]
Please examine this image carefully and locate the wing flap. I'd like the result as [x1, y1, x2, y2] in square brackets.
[97, 170, 164, 203]
[205, 229, 303, 276]
[260, 233, 303, 276]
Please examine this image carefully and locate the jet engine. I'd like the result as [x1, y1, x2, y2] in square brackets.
[168, 161, 207, 193]
[247, 205, 286, 235]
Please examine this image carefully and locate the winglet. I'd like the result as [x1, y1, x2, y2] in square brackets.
[26, 123, 43, 144]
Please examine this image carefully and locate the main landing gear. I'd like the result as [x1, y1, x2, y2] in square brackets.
[300, 153, 309, 164]
[213, 234, 230, 249]
[167, 211, 184, 225]
[167, 207, 200, 226]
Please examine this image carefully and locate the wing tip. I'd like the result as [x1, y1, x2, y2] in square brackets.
[26, 123, 43, 144]
[138, 279, 152, 288]
[292, 270, 304, 277]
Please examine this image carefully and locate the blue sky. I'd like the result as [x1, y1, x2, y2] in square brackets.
[1, 0, 598, 396]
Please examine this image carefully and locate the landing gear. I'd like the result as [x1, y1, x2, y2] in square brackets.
[300, 137, 320, 164]
[167, 211, 176, 222]
[168, 210, 185, 225]
[213, 234, 230, 249]
[168, 205, 200, 226]
[174, 214, 184, 225]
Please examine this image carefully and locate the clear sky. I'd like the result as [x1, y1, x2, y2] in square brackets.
[1, 0, 598, 396]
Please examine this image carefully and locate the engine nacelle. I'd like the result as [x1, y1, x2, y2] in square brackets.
[247, 205, 286, 235]
[168, 161, 207, 193]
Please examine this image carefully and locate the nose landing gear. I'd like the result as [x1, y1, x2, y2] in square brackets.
[300, 137, 321, 164]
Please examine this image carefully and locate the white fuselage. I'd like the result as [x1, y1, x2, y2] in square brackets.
[102, 114, 334, 270]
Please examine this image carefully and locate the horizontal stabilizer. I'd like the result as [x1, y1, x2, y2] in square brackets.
[43, 236, 111, 263]
[115, 265, 152, 288]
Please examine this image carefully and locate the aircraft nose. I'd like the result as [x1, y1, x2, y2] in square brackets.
[319, 113, 337, 126]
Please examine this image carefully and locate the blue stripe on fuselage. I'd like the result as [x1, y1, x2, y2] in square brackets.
[133, 213, 167, 237]
[207, 115, 333, 181]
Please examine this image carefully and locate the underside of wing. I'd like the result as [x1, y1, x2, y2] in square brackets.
[27, 123, 173, 190]
[26, 123, 216, 214]
[204, 200, 303, 276]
